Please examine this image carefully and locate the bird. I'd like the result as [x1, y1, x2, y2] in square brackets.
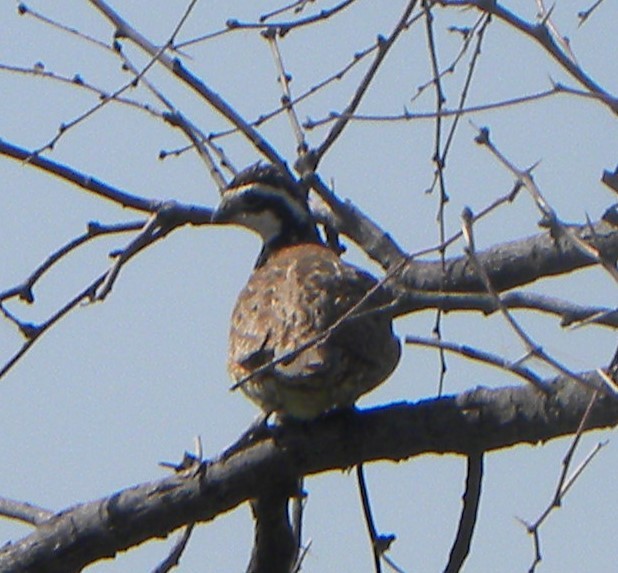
[212, 164, 400, 420]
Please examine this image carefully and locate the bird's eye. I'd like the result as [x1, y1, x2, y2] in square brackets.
[243, 194, 265, 209]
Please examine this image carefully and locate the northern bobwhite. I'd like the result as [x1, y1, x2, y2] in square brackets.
[212, 164, 400, 420]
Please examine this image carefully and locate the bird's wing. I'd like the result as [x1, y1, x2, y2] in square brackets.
[229, 245, 381, 381]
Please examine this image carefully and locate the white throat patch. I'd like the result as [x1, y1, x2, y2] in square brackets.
[237, 209, 282, 242]
[221, 182, 309, 241]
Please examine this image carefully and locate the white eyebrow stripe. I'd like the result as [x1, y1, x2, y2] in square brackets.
[223, 182, 310, 221]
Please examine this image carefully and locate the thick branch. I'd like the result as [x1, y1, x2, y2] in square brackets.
[1, 373, 616, 572]
[393, 219, 618, 297]
[246, 486, 297, 573]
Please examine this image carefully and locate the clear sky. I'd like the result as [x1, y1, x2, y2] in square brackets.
[1, 1, 617, 571]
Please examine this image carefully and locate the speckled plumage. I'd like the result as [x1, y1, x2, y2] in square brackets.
[214, 164, 400, 419]
[229, 243, 400, 419]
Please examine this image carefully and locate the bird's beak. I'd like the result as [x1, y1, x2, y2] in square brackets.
[211, 197, 234, 224]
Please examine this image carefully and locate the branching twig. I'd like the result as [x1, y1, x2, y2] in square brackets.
[0, 220, 144, 305]
[213, 41, 378, 142]
[520, 391, 607, 572]
[89, 0, 291, 176]
[176, 0, 358, 49]
[405, 335, 548, 391]
[0, 274, 105, 380]
[439, 1, 618, 113]
[15, 3, 237, 185]
[225, 0, 357, 36]
[356, 465, 402, 573]
[162, 111, 230, 191]
[314, 0, 419, 162]
[95, 201, 204, 301]
[475, 127, 618, 285]
[263, 29, 307, 154]
[33, 0, 197, 154]
[460, 207, 600, 392]
[0, 205, 211, 378]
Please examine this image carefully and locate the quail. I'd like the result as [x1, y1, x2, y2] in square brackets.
[212, 164, 400, 420]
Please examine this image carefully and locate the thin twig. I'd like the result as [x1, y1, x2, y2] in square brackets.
[422, 0, 450, 395]
[475, 127, 618, 285]
[263, 30, 307, 154]
[305, 86, 563, 128]
[357, 464, 382, 573]
[405, 335, 548, 390]
[0, 220, 145, 305]
[460, 206, 601, 392]
[444, 452, 484, 573]
[578, 0, 607, 27]
[0, 275, 105, 380]
[0, 497, 54, 526]
[357, 465, 402, 573]
[89, 0, 291, 176]
[0, 140, 156, 211]
[17, 2, 112, 52]
[0, 64, 163, 118]
[222, 0, 357, 36]
[314, 0, 419, 162]
[520, 390, 606, 572]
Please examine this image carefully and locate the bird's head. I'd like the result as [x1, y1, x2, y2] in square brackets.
[212, 164, 321, 266]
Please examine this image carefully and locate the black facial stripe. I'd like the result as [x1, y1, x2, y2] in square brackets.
[222, 168, 323, 268]
[225, 183, 310, 223]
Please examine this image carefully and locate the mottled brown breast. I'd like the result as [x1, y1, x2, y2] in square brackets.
[229, 243, 400, 419]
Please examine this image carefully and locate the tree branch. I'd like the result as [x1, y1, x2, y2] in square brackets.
[1, 372, 616, 572]
[0, 139, 156, 212]
[246, 485, 298, 573]
[393, 218, 618, 297]
[88, 0, 291, 175]
[0, 498, 53, 527]
[444, 452, 483, 573]
[314, 0, 419, 162]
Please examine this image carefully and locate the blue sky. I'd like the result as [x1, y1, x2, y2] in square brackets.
[1, 1, 617, 571]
